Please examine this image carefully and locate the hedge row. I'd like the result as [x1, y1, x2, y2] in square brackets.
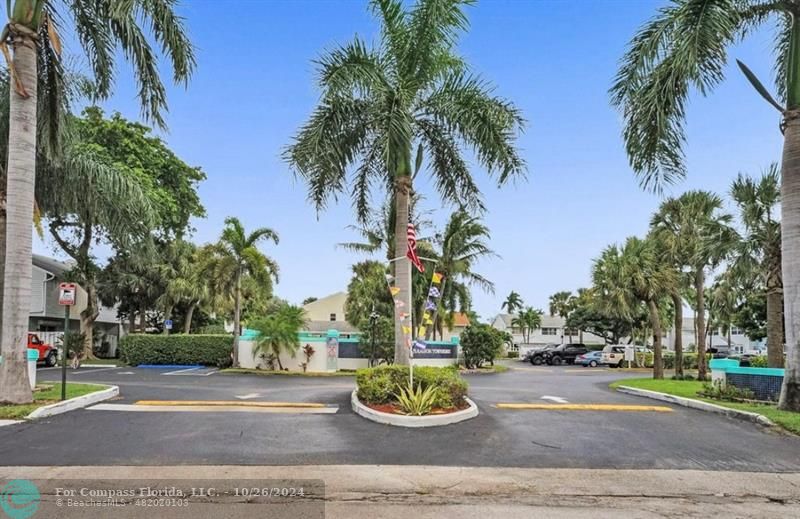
[356, 365, 468, 409]
[119, 334, 233, 367]
[635, 352, 711, 369]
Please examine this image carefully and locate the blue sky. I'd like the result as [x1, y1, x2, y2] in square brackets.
[34, 0, 784, 321]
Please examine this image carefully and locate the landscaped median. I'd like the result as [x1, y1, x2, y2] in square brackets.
[611, 378, 800, 435]
[352, 365, 478, 427]
[0, 383, 118, 421]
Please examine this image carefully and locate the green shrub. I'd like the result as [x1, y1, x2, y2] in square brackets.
[356, 365, 468, 409]
[748, 355, 768, 368]
[119, 334, 233, 366]
[196, 324, 227, 334]
[394, 383, 439, 415]
[460, 324, 504, 369]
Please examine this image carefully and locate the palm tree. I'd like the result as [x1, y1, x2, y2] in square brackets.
[610, 0, 800, 408]
[501, 291, 524, 315]
[0, 1, 194, 404]
[426, 211, 495, 339]
[285, 0, 525, 365]
[593, 237, 676, 379]
[156, 241, 210, 335]
[549, 290, 575, 342]
[710, 275, 738, 351]
[512, 307, 542, 344]
[250, 305, 308, 371]
[650, 191, 737, 380]
[204, 217, 279, 367]
[731, 166, 784, 367]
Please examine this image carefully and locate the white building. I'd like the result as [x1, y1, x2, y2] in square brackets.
[491, 313, 606, 347]
[665, 317, 765, 355]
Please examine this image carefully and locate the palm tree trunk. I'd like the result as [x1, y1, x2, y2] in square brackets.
[766, 284, 784, 368]
[647, 300, 664, 379]
[128, 313, 135, 334]
[779, 106, 800, 410]
[393, 176, 412, 365]
[139, 304, 147, 332]
[672, 293, 684, 377]
[183, 302, 197, 334]
[232, 267, 242, 367]
[80, 281, 100, 359]
[0, 36, 37, 404]
[0, 198, 5, 356]
[694, 270, 707, 380]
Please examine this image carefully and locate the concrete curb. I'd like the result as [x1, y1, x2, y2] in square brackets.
[351, 390, 478, 427]
[616, 386, 775, 427]
[26, 385, 119, 419]
[81, 363, 118, 368]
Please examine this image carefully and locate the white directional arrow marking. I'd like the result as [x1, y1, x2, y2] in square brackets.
[235, 393, 261, 400]
[541, 395, 569, 404]
[118, 371, 135, 375]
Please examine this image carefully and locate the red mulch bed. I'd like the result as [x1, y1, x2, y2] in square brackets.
[364, 401, 466, 416]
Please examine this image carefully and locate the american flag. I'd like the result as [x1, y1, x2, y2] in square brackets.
[406, 223, 425, 273]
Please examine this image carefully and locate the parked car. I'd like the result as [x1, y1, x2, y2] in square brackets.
[601, 344, 627, 368]
[546, 343, 588, 365]
[576, 350, 603, 367]
[523, 344, 557, 365]
[28, 333, 58, 367]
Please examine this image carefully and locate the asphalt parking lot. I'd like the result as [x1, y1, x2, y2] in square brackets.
[1, 362, 799, 470]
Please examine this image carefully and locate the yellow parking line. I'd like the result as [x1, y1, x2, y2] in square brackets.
[495, 403, 673, 412]
[134, 400, 326, 408]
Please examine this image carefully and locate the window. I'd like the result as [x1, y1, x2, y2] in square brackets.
[329, 313, 336, 321]
[564, 329, 578, 336]
[711, 329, 720, 336]
[730, 327, 743, 336]
[541, 327, 558, 335]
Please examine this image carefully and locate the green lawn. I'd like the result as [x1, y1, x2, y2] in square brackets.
[220, 368, 355, 377]
[611, 378, 800, 435]
[0, 383, 106, 420]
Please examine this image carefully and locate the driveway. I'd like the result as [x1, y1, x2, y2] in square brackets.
[1, 363, 799, 470]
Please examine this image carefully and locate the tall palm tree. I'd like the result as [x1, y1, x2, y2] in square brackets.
[549, 290, 575, 342]
[156, 240, 210, 335]
[650, 191, 737, 380]
[204, 217, 279, 367]
[285, 0, 525, 365]
[731, 166, 784, 367]
[426, 211, 495, 339]
[501, 290, 524, 315]
[0, 1, 194, 404]
[593, 237, 676, 379]
[610, 0, 800, 409]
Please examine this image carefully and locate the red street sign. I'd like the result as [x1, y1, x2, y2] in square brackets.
[58, 282, 77, 306]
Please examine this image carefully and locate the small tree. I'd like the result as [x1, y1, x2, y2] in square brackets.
[460, 324, 503, 369]
[250, 305, 307, 371]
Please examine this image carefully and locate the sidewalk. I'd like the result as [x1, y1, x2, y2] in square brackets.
[2, 465, 797, 518]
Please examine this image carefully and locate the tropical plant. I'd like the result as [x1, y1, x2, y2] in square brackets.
[649, 191, 737, 380]
[0, 0, 195, 404]
[610, 0, 800, 410]
[730, 166, 784, 367]
[394, 383, 439, 415]
[709, 275, 738, 349]
[565, 287, 647, 345]
[344, 260, 395, 328]
[460, 323, 504, 369]
[156, 241, 210, 335]
[202, 217, 279, 367]
[285, 0, 525, 365]
[501, 290, 524, 314]
[250, 305, 308, 371]
[548, 290, 576, 341]
[593, 237, 677, 379]
[426, 211, 495, 339]
[511, 306, 543, 344]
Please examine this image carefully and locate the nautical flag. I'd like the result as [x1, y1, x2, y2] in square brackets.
[402, 326, 411, 334]
[400, 312, 410, 321]
[432, 272, 443, 284]
[423, 315, 433, 325]
[395, 300, 405, 308]
[413, 340, 427, 350]
[425, 300, 436, 311]
[385, 273, 394, 282]
[417, 325, 427, 337]
[428, 286, 440, 298]
[390, 286, 400, 296]
[406, 223, 425, 273]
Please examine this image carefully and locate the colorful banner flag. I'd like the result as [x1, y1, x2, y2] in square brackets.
[428, 286, 440, 298]
[425, 300, 436, 311]
[432, 272, 443, 284]
[406, 223, 425, 273]
[423, 315, 433, 325]
[395, 300, 405, 308]
[385, 273, 394, 282]
[400, 312, 410, 321]
[417, 325, 426, 337]
[402, 326, 411, 334]
[390, 286, 400, 296]
[413, 340, 427, 350]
